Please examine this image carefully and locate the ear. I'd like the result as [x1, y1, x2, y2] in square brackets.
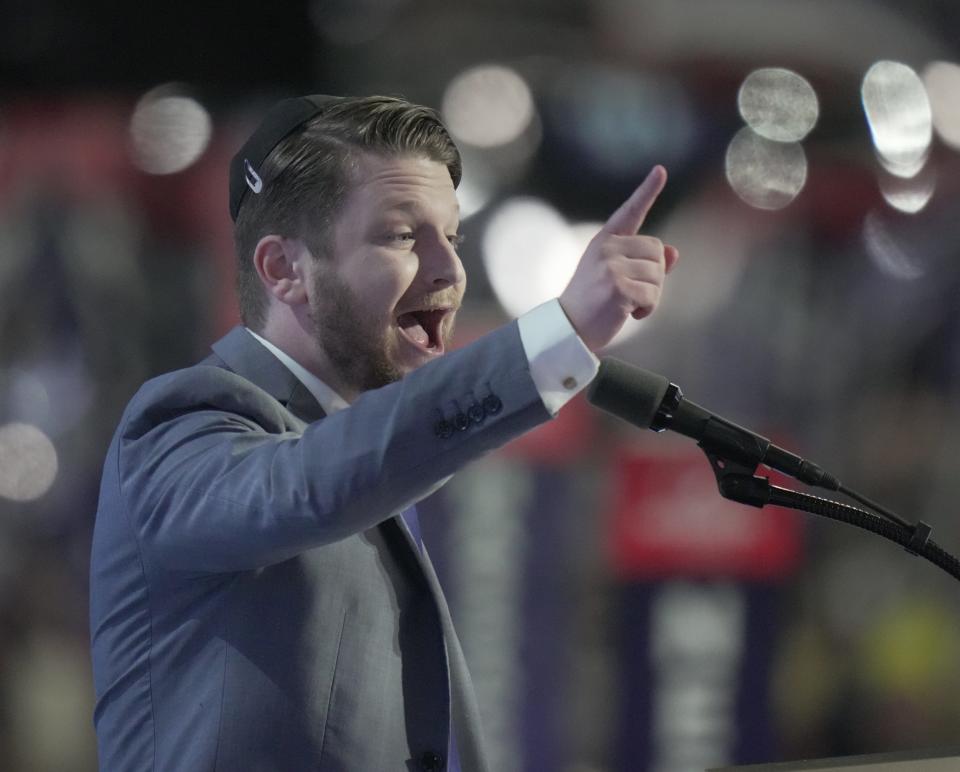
[252, 235, 310, 307]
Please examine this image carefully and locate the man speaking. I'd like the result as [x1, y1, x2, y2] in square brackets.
[89, 95, 678, 771]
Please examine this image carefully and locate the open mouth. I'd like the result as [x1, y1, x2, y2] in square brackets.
[396, 308, 449, 354]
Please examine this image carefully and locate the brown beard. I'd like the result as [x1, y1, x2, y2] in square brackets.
[307, 264, 403, 394]
[308, 262, 460, 396]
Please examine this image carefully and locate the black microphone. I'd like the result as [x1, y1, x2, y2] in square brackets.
[587, 357, 840, 491]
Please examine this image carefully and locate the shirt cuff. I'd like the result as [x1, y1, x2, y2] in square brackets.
[517, 299, 600, 416]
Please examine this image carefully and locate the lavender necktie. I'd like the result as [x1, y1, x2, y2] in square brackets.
[399, 504, 422, 550]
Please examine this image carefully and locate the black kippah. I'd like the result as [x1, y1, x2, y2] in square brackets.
[228, 94, 342, 222]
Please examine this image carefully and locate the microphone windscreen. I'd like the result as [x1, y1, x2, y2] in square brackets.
[587, 357, 669, 429]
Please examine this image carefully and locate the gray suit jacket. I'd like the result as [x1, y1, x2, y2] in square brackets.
[89, 323, 551, 771]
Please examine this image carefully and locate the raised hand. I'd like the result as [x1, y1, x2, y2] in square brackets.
[558, 165, 679, 352]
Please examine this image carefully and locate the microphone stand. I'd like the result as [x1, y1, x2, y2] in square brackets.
[699, 448, 960, 583]
[584, 357, 960, 581]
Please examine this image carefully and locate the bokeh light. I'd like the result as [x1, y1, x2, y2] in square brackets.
[878, 165, 936, 214]
[454, 140, 540, 222]
[456, 174, 493, 220]
[738, 68, 819, 142]
[876, 152, 928, 179]
[442, 64, 536, 148]
[129, 85, 212, 175]
[725, 127, 807, 210]
[861, 61, 932, 177]
[862, 210, 925, 280]
[923, 61, 960, 151]
[481, 203, 647, 345]
[0, 423, 58, 502]
[482, 198, 579, 318]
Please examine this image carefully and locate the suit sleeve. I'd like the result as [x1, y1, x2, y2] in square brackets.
[116, 322, 551, 574]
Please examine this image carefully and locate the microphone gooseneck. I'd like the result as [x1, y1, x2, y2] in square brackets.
[586, 357, 957, 581]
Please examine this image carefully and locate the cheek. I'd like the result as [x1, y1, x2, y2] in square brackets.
[341, 255, 415, 306]
[370, 259, 419, 303]
[365, 276, 416, 327]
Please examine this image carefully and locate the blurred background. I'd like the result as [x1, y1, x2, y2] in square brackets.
[2, 0, 960, 770]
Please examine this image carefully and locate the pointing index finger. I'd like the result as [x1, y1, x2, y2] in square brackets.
[603, 165, 668, 236]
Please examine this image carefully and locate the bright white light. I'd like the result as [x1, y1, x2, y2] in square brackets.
[876, 152, 928, 179]
[454, 154, 499, 222]
[738, 68, 819, 142]
[456, 178, 491, 221]
[862, 61, 932, 175]
[923, 61, 960, 151]
[725, 127, 807, 210]
[442, 65, 536, 148]
[878, 166, 936, 213]
[482, 207, 647, 346]
[482, 198, 578, 318]
[862, 210, 925, 280]
[130, 86, 212, 175]
[0, 423, 58, 502]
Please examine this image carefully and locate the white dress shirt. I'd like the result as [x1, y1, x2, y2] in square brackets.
[247, 298, 599, 418]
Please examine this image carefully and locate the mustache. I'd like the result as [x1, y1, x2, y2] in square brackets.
[399, 292, 462, 312]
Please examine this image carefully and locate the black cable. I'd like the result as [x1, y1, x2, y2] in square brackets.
[768, 485, 960, 581]
[838, 484, 912, 529]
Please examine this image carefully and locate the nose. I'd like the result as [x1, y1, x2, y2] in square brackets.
[423, 235, 466, 290]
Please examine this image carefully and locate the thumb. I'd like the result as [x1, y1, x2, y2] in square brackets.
[665, 244, 680, 274]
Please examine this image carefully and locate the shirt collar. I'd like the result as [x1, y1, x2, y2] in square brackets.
[245, 328, 350, 416]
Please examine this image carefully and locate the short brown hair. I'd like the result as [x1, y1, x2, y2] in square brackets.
[233, 96, 462, 331]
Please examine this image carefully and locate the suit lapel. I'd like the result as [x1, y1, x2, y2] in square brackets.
[285, 379, 327, 423]
[207, 326, 428, 565]
[209, 327, 327, 422]
[205, 328, 457, 750]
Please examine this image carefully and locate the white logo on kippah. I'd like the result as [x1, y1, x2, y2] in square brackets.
[244, 159, 263, 194]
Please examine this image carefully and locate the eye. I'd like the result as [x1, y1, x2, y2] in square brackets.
[386, 232, 415, 246]
[447, 233, 466, 249]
